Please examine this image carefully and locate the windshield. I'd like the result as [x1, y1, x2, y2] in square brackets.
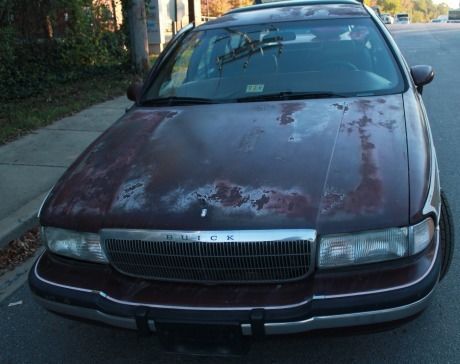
[143, 18, 405, 104]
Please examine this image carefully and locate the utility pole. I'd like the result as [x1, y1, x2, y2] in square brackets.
[127, 0, 149, 74]
[173, 0, 178, 35]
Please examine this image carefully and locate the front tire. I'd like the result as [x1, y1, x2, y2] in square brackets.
[439, 191, 455, 280]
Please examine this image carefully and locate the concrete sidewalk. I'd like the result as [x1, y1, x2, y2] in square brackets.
[0, 96, 132, 248]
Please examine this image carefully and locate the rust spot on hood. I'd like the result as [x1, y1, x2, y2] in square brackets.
[343, 116, 383, 213]
[259, 190, 312, 218]
[209, 181, 250, 207]
[333, 103, 344, 110]
[378, 120, 397, 131]
[42, 110, 177, 220]
[323, 100, 391, 215]
[278, 102, 305, 125]
[333, 103, 349, 112]
[355, 99, 374, 113]
[163, 180, 313, 219]
[254, 194, 270, 210]
[121, 181, 144, 199]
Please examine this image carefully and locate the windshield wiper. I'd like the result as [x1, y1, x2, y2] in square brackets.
[217, 39, 282, 70]
[140, 96, 218, 106]
[237, 91, 348, 102]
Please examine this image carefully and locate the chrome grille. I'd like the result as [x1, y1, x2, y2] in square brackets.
[102, 229, 315, 283]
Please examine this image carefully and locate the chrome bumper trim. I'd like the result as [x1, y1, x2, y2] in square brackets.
[35, 296, 136, 330]
[241, 285, 436, 335]
[34, 296, 156, 332]
[35, 285, 435, 335]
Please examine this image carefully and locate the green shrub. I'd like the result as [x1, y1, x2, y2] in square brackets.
[0, 0, 129, 102]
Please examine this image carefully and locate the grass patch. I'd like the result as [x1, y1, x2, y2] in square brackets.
[0, 71, 136, 144]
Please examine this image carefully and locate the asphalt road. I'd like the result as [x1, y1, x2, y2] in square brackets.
[1, 23, 460, 364]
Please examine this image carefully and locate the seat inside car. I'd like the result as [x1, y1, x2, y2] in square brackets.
[319, 40, 372, 71]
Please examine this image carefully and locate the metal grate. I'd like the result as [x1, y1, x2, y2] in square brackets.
[104, 238, 312, 283]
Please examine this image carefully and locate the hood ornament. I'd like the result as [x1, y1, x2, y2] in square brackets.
[201, 208, 208, 218]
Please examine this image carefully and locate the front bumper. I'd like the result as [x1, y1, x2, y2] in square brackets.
[29, 234, 441, 336]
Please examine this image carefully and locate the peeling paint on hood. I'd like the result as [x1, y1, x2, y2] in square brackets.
[40, 95, 408, 235]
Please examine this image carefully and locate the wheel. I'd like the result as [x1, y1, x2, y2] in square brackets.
[439, 190, 455, 280]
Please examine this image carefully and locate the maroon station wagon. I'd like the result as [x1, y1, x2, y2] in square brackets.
[30, 0, 455, 355]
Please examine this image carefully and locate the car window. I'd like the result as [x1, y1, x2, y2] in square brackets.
[144, 17, 405, 102]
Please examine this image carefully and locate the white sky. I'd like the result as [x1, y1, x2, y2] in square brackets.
[433, 0, 459, 9]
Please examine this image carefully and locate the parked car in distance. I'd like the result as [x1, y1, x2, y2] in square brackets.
[29, 0, 454, 356]
[395, 13, 411, 24]
[381, 13, 394, 24]
[431, 15, 447, 23]
[447, 9, 460, 23]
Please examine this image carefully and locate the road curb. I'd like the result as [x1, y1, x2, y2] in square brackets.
[0, 193, 47, 249]
[0, 98, 131, 251]
[0, 247, 44, 303]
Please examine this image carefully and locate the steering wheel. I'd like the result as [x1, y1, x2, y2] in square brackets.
[323, 61, 359, 71]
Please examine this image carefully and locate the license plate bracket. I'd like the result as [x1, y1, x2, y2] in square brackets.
[156, 322, 251, 356]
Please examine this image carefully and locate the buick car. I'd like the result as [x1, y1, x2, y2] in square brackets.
[29, 0, 454, 355]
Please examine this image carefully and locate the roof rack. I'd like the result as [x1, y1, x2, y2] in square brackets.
[229, 0, 364, 14]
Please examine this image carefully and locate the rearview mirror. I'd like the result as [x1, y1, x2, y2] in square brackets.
[410, 65, 434, 94]
[127, 82, 143, 102]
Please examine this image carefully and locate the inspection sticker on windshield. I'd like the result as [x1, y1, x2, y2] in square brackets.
[246, 84, 264, 93]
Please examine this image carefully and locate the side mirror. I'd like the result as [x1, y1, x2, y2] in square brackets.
[410, 65, 434, 94]
[127, 82, 143, 102]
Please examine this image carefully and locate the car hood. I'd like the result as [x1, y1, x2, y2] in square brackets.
[40, 95, 409, 235]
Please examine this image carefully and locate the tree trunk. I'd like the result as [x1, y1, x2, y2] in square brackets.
[43, 15, 53, 38]
[111, 0, 118, 31]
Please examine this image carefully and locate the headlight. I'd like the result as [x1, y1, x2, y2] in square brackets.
[42, 227, 108, 263]
[318, 218, 435, 268]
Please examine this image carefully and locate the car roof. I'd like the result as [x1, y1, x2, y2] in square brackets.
[228, 0, 363, 14]
[199, 1, 369, 30]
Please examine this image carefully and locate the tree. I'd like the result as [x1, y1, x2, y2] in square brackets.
[228, 0, 253, 8]
[201, 0, 253, 17]
[377, 0, 400, 14]
[372, 0, 449, 22]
